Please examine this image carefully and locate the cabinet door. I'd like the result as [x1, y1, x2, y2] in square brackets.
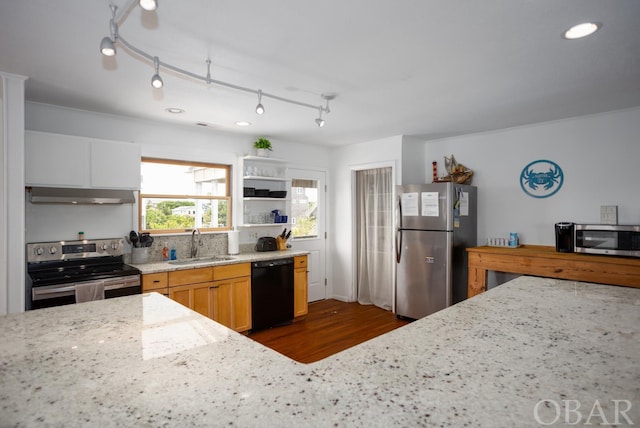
[169, 282, 213, 318]
[211, 276, 252, 332]
[192, 282, 213, 318]
[91, 140, 141, 189]
[211, 280, 233, 328]
[294, 256, 308, 317]
[294, 268, 308, 317]
[232, 276, 252, 332]
[25, 131, 91, 187]
[169, 283, 193, 309]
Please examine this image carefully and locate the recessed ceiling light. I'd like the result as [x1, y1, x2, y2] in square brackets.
[564, 22, 601, 40]
[235, 121, 251, 127]
[165, 107, 184, 114]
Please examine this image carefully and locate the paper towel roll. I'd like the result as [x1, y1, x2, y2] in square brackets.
[228, 230, 239, 255]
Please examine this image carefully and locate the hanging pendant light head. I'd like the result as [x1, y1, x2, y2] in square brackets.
[256, 90, 265, 115]
[151, 56, 163, 89]
[315, 107, 325, 128]
[99, 4, 118, 57]
[139, 0, 158, 11]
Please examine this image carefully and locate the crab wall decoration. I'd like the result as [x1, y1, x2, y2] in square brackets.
[519, 160, 564, 198]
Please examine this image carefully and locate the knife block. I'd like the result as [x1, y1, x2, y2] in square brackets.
[276, 236, 287, 251]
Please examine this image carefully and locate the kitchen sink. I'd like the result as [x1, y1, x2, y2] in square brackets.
[168, 256, 235, 265]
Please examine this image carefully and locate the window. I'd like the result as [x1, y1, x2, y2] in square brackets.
[140, 158, 231, 233]
[291, 179, 318, 238]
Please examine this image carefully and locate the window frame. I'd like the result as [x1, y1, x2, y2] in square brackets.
[139, 157, 232, 234]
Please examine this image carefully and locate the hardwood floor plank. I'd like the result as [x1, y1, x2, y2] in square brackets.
[248, 299, 411, 363]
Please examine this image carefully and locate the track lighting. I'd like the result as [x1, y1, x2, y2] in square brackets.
[99, 4, 118, 56]
[100, 4, 335, 126]
[256, 90, 265, 115]
[100, 36, 116, 57]
[151, 56, 163, 89]
[139, 0, 158, 11]
[315, 107, 325, 128]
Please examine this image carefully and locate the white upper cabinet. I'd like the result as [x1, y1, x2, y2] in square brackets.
[25, 131, 140, 189]
[90, 140, 140, 189]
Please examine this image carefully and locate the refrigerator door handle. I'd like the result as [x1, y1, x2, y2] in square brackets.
[395, 195, 403, 263]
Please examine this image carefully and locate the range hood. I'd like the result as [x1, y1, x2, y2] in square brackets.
[28, 187, 136, 205]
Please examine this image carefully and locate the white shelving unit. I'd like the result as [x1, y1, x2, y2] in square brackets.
[238, 156, 290, 228]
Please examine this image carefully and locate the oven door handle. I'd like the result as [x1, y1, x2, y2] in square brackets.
[32, 284, 77, 295]
[32, 276, 140, 300]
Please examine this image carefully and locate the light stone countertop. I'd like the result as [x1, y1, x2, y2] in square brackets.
[130, 249, 309, 274]
[1, 276, 639, 427]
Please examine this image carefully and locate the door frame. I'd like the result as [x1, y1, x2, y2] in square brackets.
[287, 167, 328, 302]
[350, 161, 397, 308]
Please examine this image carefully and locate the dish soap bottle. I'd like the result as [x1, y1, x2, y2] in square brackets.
[162, 242, 169, 261]
[170, 245, 177, 261]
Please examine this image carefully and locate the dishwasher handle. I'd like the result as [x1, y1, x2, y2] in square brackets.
[252, 258, 294, 269]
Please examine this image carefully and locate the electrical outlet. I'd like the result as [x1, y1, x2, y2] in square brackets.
[600, 205, 618, 225]
[249, 231, 258, 239]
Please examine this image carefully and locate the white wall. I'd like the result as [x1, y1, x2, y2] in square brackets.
[1, 72, 27, 315]
[25, 102, 331, 246]
[329, 135, 402, 301]
[424, 107, 640, 245]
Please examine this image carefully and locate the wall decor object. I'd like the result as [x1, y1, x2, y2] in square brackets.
[520, 159, 564, 198]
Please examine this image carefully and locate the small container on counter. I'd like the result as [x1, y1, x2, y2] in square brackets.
[78, 231, 84, 241]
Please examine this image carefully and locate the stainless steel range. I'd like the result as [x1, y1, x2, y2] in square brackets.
[26, 238, 141, 310]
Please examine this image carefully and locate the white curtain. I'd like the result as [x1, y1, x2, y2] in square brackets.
[356, 167, 393, 310]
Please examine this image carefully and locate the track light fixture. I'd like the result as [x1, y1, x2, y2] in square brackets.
[139, 0, 158, 12]
[99, 4, 118, 56]
[151, 56, 163, 89]
[100, 4, 335, 126]
[256, 90, 265, 115]
[315, 107, 325, 128]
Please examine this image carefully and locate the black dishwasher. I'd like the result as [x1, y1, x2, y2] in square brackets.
[251, 258, 294, 331]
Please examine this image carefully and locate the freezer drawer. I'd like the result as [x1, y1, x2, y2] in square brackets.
[395, 230, 452, 319]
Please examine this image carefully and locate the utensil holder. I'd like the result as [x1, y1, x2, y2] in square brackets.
[131, 247, 149, 264]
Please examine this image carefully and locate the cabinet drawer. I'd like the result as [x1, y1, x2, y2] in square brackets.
[294, 255, 308, 269]
[142, 272, 168, 292]
[169, 267, 213, 286]
[214, 263, 251, 280]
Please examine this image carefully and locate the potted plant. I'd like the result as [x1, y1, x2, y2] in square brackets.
[253, 137, 273, 157]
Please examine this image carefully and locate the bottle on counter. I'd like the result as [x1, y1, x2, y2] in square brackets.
[162, 242, 169, 261]
[170, 245, 177, 260]
[78, 231, 84, 241]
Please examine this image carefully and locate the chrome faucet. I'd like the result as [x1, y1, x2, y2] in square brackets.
[190, 228, 201, 258]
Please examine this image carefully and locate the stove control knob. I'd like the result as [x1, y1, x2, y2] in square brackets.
[100, 243, 109, 251]
[111, 242, 119, 250]
[49, 246, 57, 255]
[34, 247, 44, 256]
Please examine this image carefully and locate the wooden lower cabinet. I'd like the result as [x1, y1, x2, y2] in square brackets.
[293, 255, 308, 317]
[210, 275, 251, 333]
[168, 281, 213, 318]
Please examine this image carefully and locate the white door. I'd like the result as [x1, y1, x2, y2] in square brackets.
[287, 168, 326, 302]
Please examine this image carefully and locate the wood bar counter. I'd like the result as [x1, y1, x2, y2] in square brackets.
[467, 244, 640, 298]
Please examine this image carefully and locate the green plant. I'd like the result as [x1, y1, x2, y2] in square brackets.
[253, 137, 273, 151]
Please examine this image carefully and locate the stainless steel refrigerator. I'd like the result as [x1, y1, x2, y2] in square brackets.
[395, 182, 477, 319]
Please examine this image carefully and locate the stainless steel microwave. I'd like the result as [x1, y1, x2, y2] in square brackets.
[574, 224, 640, 257]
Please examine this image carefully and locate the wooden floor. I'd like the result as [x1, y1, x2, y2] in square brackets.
[248, 299, 411, 363]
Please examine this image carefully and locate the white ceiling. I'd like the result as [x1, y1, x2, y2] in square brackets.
[1, 0, 639, 146]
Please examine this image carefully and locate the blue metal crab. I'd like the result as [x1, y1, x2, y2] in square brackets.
[522, 165, 562, 190]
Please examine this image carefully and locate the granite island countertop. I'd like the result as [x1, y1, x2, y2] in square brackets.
[129, 249, 309, 274]
[1, 276, 639, 427]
